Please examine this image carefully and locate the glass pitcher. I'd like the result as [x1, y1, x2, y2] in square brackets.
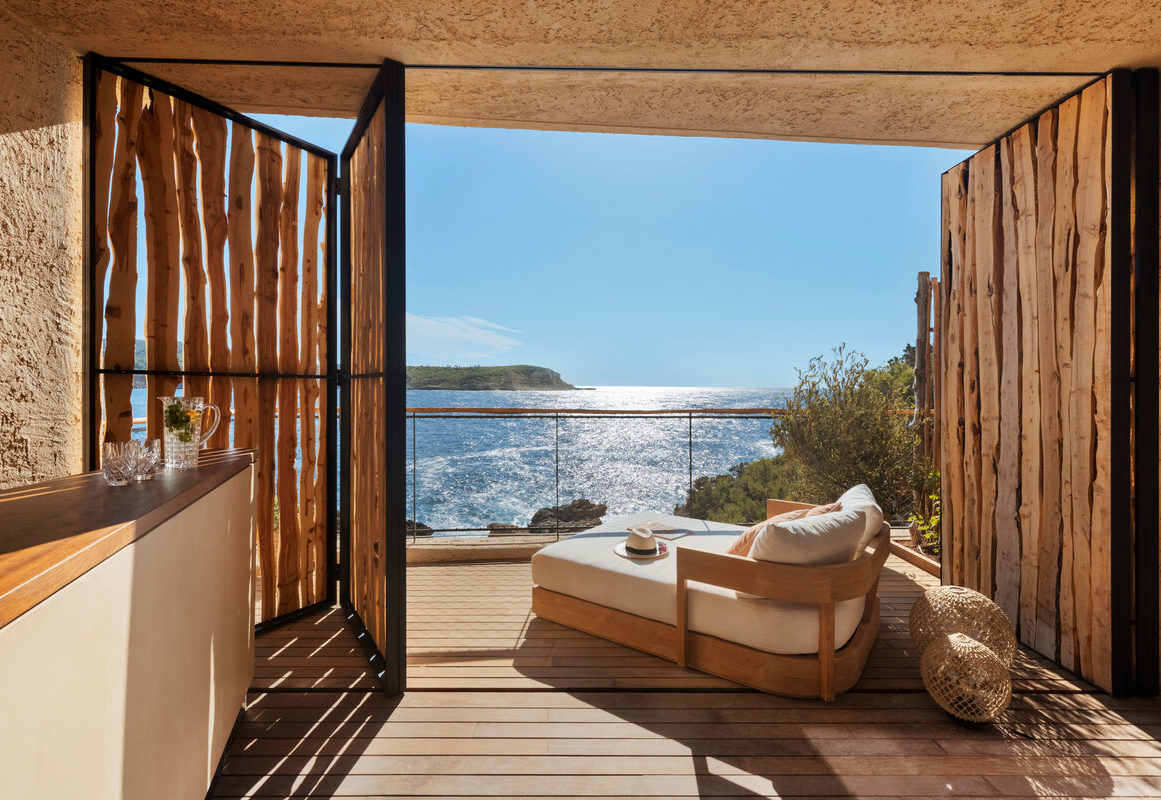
[158, 396, 221, 470]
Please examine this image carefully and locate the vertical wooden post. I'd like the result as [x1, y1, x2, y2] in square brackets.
[1011, 123, 1042, 643]
[191, 106, 232, 450]
[255, 132, 282, 619]
[228, 123, 257, 451]
[818, 602, 836, 702]
[90, 69, 119, 450]
[137, 88, 182, 438]
[930, 275, 941, 475]
[276, 147, 302, 616]
[300, 154, 326, 604]
[173, 99, 210, 402]
[995, 137, 1022, 624]
[1033, 106, 1062, 659]
[913, 270, 931, 434]
[913, 271, 932, 520]
[103, 79, 143, 443]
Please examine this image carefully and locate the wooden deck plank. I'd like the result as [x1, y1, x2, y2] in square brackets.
[213, 556, 1151, 799]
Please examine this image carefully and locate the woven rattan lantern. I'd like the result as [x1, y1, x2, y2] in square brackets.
[920, 632, 1012, 722]
[909, 585, 1017, 667]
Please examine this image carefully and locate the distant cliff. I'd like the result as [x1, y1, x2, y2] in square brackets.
[407, 365, 577, 391]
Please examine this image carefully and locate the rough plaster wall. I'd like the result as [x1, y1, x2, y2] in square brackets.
[0, 5, 84, 488]
[140, 63, 1084, 148]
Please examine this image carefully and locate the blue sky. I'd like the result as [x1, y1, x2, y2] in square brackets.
[256, 115, 969, 387]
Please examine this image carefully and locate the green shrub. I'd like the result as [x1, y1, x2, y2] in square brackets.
[770, 344, 922, 520]
[674, 455, 790, 524]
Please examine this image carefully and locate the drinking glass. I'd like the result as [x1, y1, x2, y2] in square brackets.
[159, 396, 222, 470]
[134, 439, 162, 481]
[102, 442, 136, 486]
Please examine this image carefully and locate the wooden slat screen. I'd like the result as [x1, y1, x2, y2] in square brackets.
[347, 99, 389, 658]
[938, 77, 1118, 690]
[91, 67, 333, 623]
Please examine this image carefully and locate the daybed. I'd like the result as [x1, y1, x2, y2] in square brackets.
[531, 496, 890, 700]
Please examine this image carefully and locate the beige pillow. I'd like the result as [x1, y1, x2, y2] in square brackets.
[836, 484, 884, 550]
[726, 501, 843, 557]
[727, 509, 807, 556]
[749, 507, 868, 566]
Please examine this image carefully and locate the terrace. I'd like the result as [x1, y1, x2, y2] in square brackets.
[213, 560, 1160, 799]
[2, 2, 1160, 799]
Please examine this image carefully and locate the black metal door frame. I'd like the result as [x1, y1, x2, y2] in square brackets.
[339, 59, 407, 694]
[83, 54, 341, 628]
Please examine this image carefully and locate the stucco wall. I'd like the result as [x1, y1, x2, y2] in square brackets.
[0, 5, 84, 488]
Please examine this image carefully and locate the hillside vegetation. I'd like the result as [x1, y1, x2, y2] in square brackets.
[677, 344, 924, 524]
[407, 365, 577, 391]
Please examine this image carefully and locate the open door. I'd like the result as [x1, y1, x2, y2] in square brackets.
[340, 60, 407, 693]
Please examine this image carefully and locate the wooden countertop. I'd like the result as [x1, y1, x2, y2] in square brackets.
[0, 448, 254, 630]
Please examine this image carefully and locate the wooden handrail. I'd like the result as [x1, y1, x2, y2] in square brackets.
[124, 405, 916, 425]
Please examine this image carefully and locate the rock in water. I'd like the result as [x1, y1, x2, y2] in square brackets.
[530, 498, 607, 533]
[487, 523, 521, 536]
[407, 520, 434, 537]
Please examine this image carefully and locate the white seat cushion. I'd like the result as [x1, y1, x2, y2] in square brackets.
[531, 511, 865, 655]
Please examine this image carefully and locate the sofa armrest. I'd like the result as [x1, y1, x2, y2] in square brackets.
[765, 498, 816, 518]
[675, 524, 889, 604]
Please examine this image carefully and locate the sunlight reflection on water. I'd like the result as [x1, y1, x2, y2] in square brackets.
[406, 386, 785, 531]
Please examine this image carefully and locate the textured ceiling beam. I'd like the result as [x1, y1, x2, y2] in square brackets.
[9, 0, 1159, 144]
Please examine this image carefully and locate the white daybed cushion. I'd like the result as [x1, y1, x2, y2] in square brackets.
[748, 507, 868, 566]
[836, 484, 885, 549]
[531, 511, 865, 656]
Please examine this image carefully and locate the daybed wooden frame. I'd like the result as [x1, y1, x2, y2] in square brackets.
[531, 499, 890, 700]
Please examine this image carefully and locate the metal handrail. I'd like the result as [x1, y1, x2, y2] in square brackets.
[406, 406, 785, 415]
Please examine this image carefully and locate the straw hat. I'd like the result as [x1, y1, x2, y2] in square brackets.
[614, 527, 669, 560]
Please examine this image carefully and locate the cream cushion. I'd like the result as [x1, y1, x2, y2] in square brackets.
[531, 511, 865, 655]
[726, 500, 843, 557]
[748, 507, 868, 566]
[726, 508, 809, 556]
[836, 484, 885, 549]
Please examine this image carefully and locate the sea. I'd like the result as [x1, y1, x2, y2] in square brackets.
[131, 386, 787, 534]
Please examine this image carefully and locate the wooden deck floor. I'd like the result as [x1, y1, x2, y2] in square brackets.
[215, 556, 1161, 798]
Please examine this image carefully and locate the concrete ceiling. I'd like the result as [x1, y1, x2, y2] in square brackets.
[6, 0, 1161, 147]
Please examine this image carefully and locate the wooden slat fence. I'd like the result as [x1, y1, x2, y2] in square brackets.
[938, 77, 1116, 690]
[347, 99, 389, 659]
[91, 68, 332, 624]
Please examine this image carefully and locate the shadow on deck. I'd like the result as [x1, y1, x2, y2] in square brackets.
[211, 557, 1161, 799]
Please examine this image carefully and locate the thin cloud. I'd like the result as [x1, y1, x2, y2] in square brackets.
[406, 313, 524, 362]
[461, 316, 522, 334]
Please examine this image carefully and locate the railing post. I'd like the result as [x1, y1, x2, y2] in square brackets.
[688, 412, 693, 495]
[559, 415, 564, 538]
[410, 412, 417, 546]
